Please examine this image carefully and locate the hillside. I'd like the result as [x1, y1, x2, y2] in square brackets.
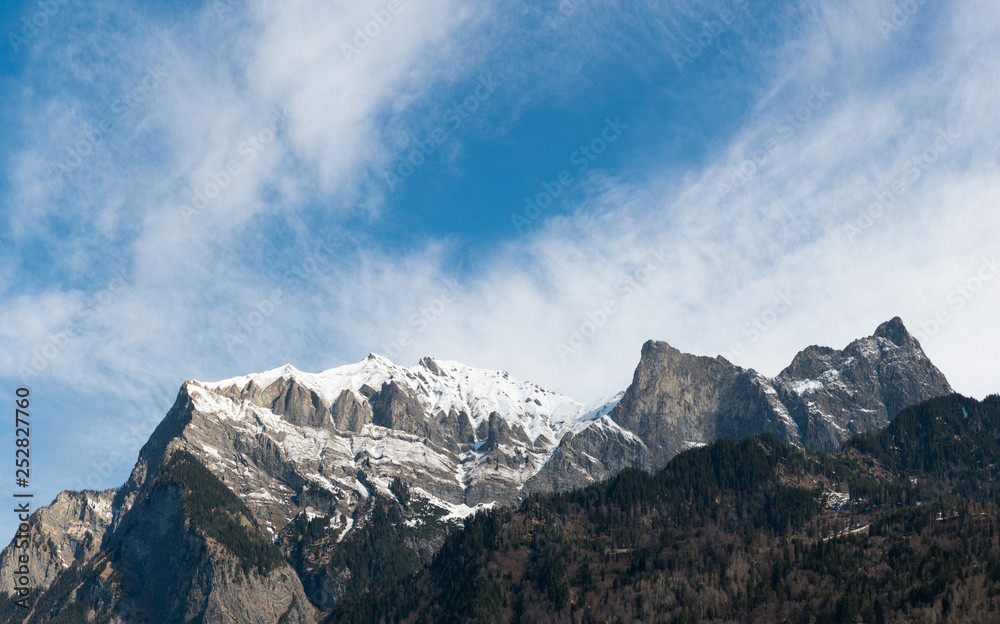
[331, 394, 1000, 624]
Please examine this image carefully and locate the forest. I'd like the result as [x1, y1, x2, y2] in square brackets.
[330, 393, 1000, 623]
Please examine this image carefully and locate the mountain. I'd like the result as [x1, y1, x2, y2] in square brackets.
[773, 317, 953, 451]
[0, 355, 626, 622]
[331, 394, 1000, 624]
[545, 316, 952, 476]
[0, 490, 113, 596]
[0, 317, 955, 622]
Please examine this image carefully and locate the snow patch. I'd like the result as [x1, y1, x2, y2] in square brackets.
[411, 487, 495, 522]
[824, 491, 850, 509]
[199, 355, 612, 448]
[337, 516, 354, 542]
[790, 379, 824, 396]
[354, 478, 370, 499]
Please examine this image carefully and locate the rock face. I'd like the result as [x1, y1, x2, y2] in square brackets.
[96, 453, 318, 624]
[0, 490, 114, 594]
[609, 343, 799, 468]
[772, 317, 953, 451]
[0, 317, 952, 622]
[525, 417, 651, 492]
[1, 356, 615, 622]
[610, 317, 953, 468]
[0, 390, 318, 624]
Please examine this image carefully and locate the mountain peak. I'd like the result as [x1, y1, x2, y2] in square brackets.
[640, 339, 676, 356]
[366, 352, 394, 365]
[418, 356, 444, 376]
[615, 316, 955, 463]
[873, 316, 915, 347]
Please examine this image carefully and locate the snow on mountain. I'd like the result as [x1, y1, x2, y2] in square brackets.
[174, 354, 626, 545]
[203, 354, 595, 449]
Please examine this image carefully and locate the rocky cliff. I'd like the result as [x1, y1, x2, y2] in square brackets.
[610, 317, 953, 467]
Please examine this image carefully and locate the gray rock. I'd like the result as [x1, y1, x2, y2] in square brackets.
[772, 316, 953, 451]
[525, 420, 651, 493]
[610, 317, 953, 468]
[0, 489, 114, 595]
[330, 389, 372, 432]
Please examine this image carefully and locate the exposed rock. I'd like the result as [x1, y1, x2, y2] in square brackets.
[268, 379, 329, 429]
[772, 316, 953, 451]
[0, 489, 114, 594]
[330, 389, 372, 432]
[610, 342, 793, 468]
[611, 317, 953, 468]
[482, 411, 531, 452]
[525, 419, 651, 493]
[369, 380, 447, 447]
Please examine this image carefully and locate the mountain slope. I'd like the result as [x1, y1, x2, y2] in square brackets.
[0, 317, 955, 621]
[0, 357, 623, 622]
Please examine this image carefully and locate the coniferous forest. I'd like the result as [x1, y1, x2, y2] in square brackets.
[330, 394, 1000, 623]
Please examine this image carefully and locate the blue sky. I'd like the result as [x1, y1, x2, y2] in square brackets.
[2, 0, 999, 541]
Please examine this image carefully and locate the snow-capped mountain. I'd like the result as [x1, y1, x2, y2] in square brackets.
[167, 353, 629, 537]
[0, 318, 954, 623]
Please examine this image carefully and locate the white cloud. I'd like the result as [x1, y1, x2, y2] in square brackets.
[331, 0, 1000, 402]
[2, 0, 999, 544]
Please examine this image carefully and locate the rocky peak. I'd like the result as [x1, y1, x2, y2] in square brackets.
[268, 377, 329, 429]
[779, 345, 838, 380]
[418, 356, 445, 376]
[772, 318, 951, 451]
[612, 318, 954, 467]
[0, 489, 115, 595]
[482, 411, 531, 452]
[611, 339, 792, 467]
[873, 315, 918, 349]
[330, 388, 372, 432]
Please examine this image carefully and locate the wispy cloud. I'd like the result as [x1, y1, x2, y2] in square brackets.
[1, 0, 999, 542]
